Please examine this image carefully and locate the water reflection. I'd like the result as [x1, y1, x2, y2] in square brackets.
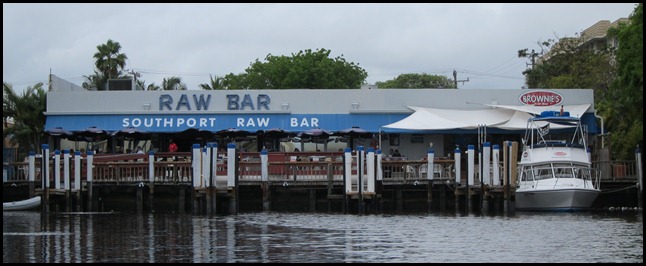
[3, 211, 643, 263]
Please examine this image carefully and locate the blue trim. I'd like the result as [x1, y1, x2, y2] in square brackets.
[46, 113, 411, 133]
[45, 111, 602, 135]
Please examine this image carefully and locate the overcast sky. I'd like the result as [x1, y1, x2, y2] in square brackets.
[3, 3, 638, 93]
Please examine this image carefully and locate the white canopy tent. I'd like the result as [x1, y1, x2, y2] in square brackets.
[485, 103, 591, 118]
[383, 104, 592, 131]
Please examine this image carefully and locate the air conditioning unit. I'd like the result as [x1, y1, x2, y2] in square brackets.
[107, 78, 134, 91]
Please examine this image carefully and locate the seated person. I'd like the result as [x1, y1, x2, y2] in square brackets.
[392, 149, 402, 157]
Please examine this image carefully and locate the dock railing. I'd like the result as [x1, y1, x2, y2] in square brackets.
[2, 149, 640, 188]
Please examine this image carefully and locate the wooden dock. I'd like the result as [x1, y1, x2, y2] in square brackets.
[3, 146, 641, 214]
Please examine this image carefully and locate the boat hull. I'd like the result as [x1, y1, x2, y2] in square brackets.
[515, 189, 599, 211]
[3, 196, 42, 211]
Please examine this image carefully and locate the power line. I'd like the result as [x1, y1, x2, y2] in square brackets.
[453, 69, 469, 88]
[131, 68, 212, 77]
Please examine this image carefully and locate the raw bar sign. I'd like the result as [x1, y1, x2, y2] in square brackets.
[519, 90, 563, 106]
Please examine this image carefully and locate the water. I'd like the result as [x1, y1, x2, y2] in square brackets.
[3, 210, 643, 263]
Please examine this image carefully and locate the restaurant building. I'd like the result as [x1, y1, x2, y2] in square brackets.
[45, 78, 601, 160]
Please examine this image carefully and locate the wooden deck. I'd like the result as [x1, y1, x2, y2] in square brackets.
[3, 150, 641, 214]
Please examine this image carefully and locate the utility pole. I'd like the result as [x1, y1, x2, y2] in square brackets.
[453, 69, 469, 89]
[49, 68, 52, 91]
[525, 49, 539, 70]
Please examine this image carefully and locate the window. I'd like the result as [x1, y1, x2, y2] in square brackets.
[389, 134, 399, 146]
[411, 134, 424, 143]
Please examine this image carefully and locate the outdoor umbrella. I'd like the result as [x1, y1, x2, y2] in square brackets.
[177, 127, 216, 147]
[297, 128, 333, 151]
[259, 128, 293, 139]
[75, 126, 109, 153]
[46, 126, 74, 137]
[45, 127, 75, 151]
[334, 126, 373, 150]
[111, 126, 150, 152]
[297, 128, 333, 139]
[77, 126, 107, 137]
[257, 128, 295, 151]
[178, 127, 214, 139]
[215, 128, 250, 143]
[111, 126, 149, 139]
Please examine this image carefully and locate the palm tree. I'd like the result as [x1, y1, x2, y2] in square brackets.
[82, 70, 106, 91]
[3, 82, 47, 157]
[147, 83, 161, 91]
[162, 76, 186, 90]
[199, 74, 224, 90]
[135, 79, 163, 91]
[93, 39, 128, 80]
[135, 79, 146, 91]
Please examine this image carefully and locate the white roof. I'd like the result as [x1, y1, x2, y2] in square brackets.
[383, 104, 591, 131]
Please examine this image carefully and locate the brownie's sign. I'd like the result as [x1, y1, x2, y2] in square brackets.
[519, 90, 563, 106]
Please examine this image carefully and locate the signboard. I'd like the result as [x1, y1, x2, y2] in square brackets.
[519, 90, 563, 106]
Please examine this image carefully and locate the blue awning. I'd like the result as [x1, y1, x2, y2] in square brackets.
[45, 113, 414, 134]
[46, 111, 600, 135]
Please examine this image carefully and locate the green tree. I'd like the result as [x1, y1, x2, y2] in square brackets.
[135, 80, 161, 91]
[599, 3, 643, 160]
[94, 39, 128, 80]
[83, 39, 128, 90]
[82, 70, 106, 91]
[3, 82, 47, 157]
[221, 73, 249, 90]
[161, 76, 186, 90]
[199, 74, 225, 90]
[146, 83, 161, 91]
[518, 37, 615, 91]
[376, 73, 455, 88]
[520, 4, 642, 160]
[135, 79, 146, 91]
[222, 48, 368, 89]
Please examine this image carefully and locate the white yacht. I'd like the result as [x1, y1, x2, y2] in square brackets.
[515, 110, 601, 211]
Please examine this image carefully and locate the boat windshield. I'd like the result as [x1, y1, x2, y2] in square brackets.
[524, 115, 588, 149]
[521, 163, 593, 182]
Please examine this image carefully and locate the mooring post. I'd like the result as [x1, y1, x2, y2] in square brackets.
[261, 149, 270, 211]
[42, 144, 50, 213]
[205, 143, 216, 215]
[506, 141, 512, 214]
[467, 145, 474, 212]
[191, 143, 201, 214]
[635, 146, 642, 210]
[357, 146, 364, 214]
[492, 145, 500, 186]
[63, 149, 71, 211]
[454, 147, 461, 212]
[427, 147, 435, 212]
[74, 150, 82, 211]
[86, 150, 94, 212]
[227, 143, 238, 214]
[28, 151, 35, 199]
[148, 151, 155, 212]
[376, 149, 384, 213]
[343, 147, 352, 214]
[54, 150, 61, 190]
